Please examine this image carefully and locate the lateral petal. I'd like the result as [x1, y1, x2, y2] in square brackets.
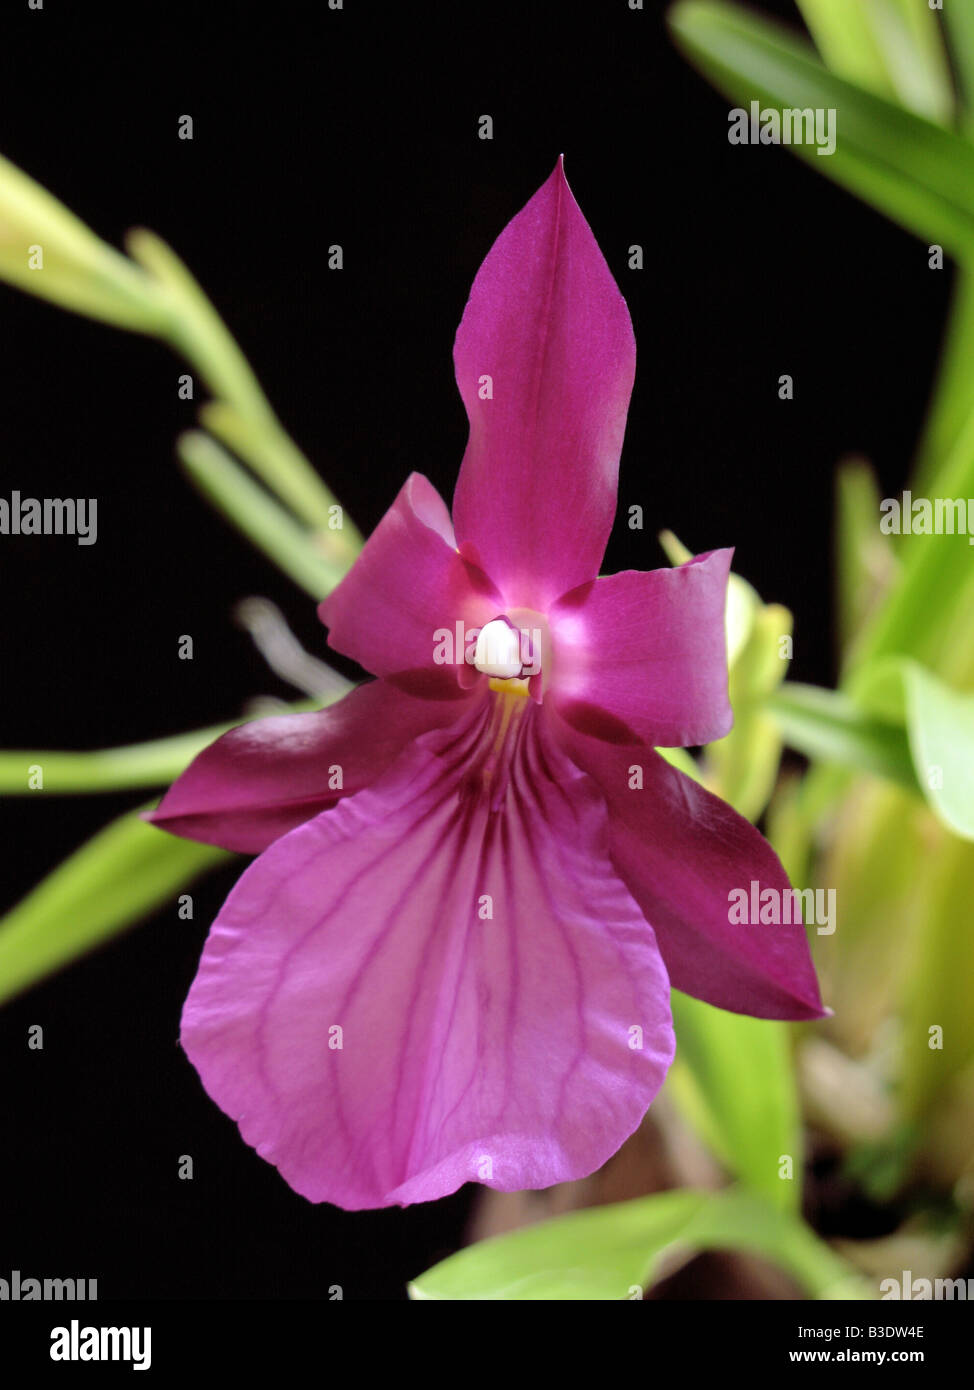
[319, 472, 501, 697]
[549, 550, 734, 747]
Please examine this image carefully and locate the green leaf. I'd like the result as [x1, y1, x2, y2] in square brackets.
[912, 262, 974, 496]
[878, 0, 954, 125]
[798, 0, 954, 123]
[942, 0, 974, 132]
[668, 1, 974, 255]
[666, 991, 802, 1210]
[853, 403, 974, 687]
[901, 662, 974, 839]
[179, 431, 348, 598]
[654, 745, 704, 783]
[0, 699, 324, 795]
[794, 0, 901, 102]
[835, 458, 898, 660]
[0, 806, 229, 1006]
[853, 659, 974, 840]
[898, 829, 974, 1137]
[0, 154, 170, 332]
[765, 682, 917, 789]
[409, 1186, 870, 1300]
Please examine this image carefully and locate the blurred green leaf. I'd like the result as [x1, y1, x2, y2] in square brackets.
[796, 0, 955, 123]
[200, 401, 363, 559]
[912, 263, 974, 496]
[943, 0, 974, 131]
[854, 659, 974, 840]
[655, 745, 704, 782]
[0, 699, 323, 795]
[795, 0, 898, 100]
[901, 663, 974, 840]
[0, 806, 229, 1006]
[409, 1186, 870, 1300]
[179, 431, 347, 598]
[766, 682, 917, 789]
[835, 458, 898, 660]
[667, 991, 802, 1210]
[668, 1, 974, 254]
[0, 153, 170, 332]
[0, 727, 236, 796]
[878, 0, 954, 125]
[853, 406, 974, 683]
[898, 829, 974, 1143]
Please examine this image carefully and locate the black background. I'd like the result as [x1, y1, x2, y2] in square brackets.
[0, 0, 947, 1298]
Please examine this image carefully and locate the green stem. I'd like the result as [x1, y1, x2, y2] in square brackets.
[0, 698, 323, 795]
[127, 229, 356, 541]
[179, 432, 349, 598]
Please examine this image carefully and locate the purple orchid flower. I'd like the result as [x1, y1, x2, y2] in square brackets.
[151, 159, 824, 1210]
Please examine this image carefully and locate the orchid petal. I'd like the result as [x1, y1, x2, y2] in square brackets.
[181, 697, 674, 1208]
[554, 715, 826, 1021]
[148, 680, 474, 854]
[452, 158, 636, 609]
[319, 472, 502, 697]
[549, 550, 734, 748]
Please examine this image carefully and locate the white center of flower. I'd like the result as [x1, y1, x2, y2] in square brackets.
[474, 619, 523, 679]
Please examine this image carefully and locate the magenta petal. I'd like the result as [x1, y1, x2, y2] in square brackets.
[181, 697, 674, 1209]
[549, 550, 734, 747]
[554, 714, 825, 1021]
[318, 472, 502, 697]
[148, 680, 475, 854]
[452, 158, 636, 609]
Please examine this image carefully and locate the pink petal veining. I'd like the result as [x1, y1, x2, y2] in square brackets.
[181, 696, 674, 1207]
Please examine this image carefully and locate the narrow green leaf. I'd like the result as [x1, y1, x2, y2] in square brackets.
[0, 154, 170, 332]
[765, 682, 917, 789]
[0, 807, 229, 1005]
[668, 1, 974, 254]
[912, 262, 974, 496]
[409, 1186, 870, 1300]
[201, 402, 363, 560]
[795, 0, 899, 100]
[898, 829, 974, 1138]
[854, 403, 974, 687]
[125, 228, 278, 430]
[179, 431, 347, 598]
[667, 991, 802, 1209]
[944, 0, 974, 132]
[835, 457, 898, 660]
[0, 699, 323, 795]
[879, 0, 954, 125]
